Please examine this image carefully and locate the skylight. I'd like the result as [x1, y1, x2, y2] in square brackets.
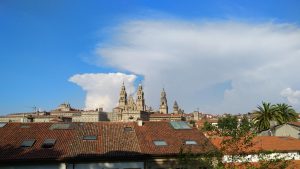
[20, 125, 30, 128]
[21, 139, 36, 148]
[170, 121, 191, 130]
[124, 126, 133, 132]
[83, 135, 97, 140]
[153, 140, 167, 146]
[0, 123, 7, 128]
[185, 140, 197, 145]
[49, 123, 73, 130]
[42, 139, 56, 148]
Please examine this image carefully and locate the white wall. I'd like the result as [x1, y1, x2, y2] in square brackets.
[223, 152, 300, 163]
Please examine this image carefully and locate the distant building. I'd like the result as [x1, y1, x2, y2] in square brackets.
[112, 83, 146, 122]
[259, 122, 300, 139]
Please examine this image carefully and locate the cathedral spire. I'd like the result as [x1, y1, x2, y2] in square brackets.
[173, 100, 179, 114]
[118, 82, 127, 108]
[159, 88, 168, 114]
[136, 83, 145, 111]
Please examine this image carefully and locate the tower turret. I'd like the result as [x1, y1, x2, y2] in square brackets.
[173, 100, 179, 114]
[159, 88, 168, 114]
[136, 84, 145, 111]
[118, 82, 127, 108]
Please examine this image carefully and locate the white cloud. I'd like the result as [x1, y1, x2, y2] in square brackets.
[281, 88, 300, 105]
[69, 73, 136, 111]
[93, 19, 300, 114]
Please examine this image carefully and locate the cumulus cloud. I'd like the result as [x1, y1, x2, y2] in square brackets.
[69, 73, 136, 111]
[281, 88, 300, 105]
[92, 19, 300, 114]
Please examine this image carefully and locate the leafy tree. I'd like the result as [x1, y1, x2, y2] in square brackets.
[203, 121, 215, 131]
[218, 115, 238, 130]
[274, 103, 297, 124]
[239, 115, 251, 131]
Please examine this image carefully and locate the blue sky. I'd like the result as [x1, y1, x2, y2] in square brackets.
[1, 0, 300, 114]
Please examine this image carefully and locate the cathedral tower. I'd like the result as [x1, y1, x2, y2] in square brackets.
[118, 82, 127, 108]
[136, 84, 145, 111]
[159, 88, 168, 114]
[173, 100, 179, 114]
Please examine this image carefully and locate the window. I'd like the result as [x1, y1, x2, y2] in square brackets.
[42, 139, 56, 148]
[185, 140, 197, 145]
[153, 140, 167, 146]
[170, 121, 191, 130]
[83, 135, 97, 140]
[0, 123, 7, 128]
[49, 123, 73, 130]
[124, 126, 133, 132]
[21, 139, 36, 148]
[20, 125, 30, 128]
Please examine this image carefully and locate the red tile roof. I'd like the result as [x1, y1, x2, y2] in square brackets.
[211, 136, 300, 154]
[0, 121, 215, 163]
[134, 121, 216, 156]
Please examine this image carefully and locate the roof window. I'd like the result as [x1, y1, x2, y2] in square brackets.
[21, 139, 36, 148]
[153, 140, 167, 146]
[20, 125, 30, 128]
[49, 123, 73, 130]
[0, 123, 7, 128]
[124, 126, 133, 132]
[42, 139, 56, 148]
[185, 140, 197, 145]
[170, 121, 191, 130]
[83, 135, 97, 140]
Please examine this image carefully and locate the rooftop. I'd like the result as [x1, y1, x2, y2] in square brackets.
[0, 121, 216, 163]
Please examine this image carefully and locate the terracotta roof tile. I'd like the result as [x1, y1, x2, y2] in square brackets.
[0, 121, 216, 163]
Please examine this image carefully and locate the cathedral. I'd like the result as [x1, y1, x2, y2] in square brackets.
[112, 83, 183, 122]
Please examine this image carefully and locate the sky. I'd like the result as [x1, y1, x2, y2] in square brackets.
[1, 0, 300, 115]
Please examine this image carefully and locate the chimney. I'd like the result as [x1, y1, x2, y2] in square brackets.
[137, 118, 143, 126]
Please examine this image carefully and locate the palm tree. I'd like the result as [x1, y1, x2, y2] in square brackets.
[253, 102, 278, 132]
[274, 103, 297, 124]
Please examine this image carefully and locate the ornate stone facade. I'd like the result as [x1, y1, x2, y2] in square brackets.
[112, 83, 146, 122]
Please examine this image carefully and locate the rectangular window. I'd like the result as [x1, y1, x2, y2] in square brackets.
[49, 123, 73, 130]
[83, 135, 97, 140]
[185, 140, 197, 145]
[170, 121, 191, 130]
[42, 139, 56, 148]
[124, 127, 133, 132]
[0, 123, 7, 128]
[21, 139, 36, 148]
[153, 140, 167, 146]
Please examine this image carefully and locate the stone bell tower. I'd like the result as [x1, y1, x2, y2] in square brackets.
[118, 82, 127, 108]
[136, 84, 145, 111]
[159, 88, 168, 114]
[173, 101, 179, 114]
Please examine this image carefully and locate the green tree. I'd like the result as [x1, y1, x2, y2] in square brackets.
[274, 103, 297, 124]
[218, 115, 238, 136]
[203, 121, 215, 131]
[239, 115, 252, 132]
[253, 102, 279, 132]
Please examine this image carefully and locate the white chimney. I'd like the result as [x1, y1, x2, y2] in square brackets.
[137, 119, 143, 126]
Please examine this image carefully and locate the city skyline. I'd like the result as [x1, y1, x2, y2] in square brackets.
[1, 0, 300, 114]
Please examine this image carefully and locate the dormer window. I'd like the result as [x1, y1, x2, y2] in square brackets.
[124, 127, 133, 132]
[83, 135, 97, 140]
[185, 140, 197, 145]
[42, 139, 56, 148]
[21, 139, 36, 148]
[153, 140, 167, 146]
